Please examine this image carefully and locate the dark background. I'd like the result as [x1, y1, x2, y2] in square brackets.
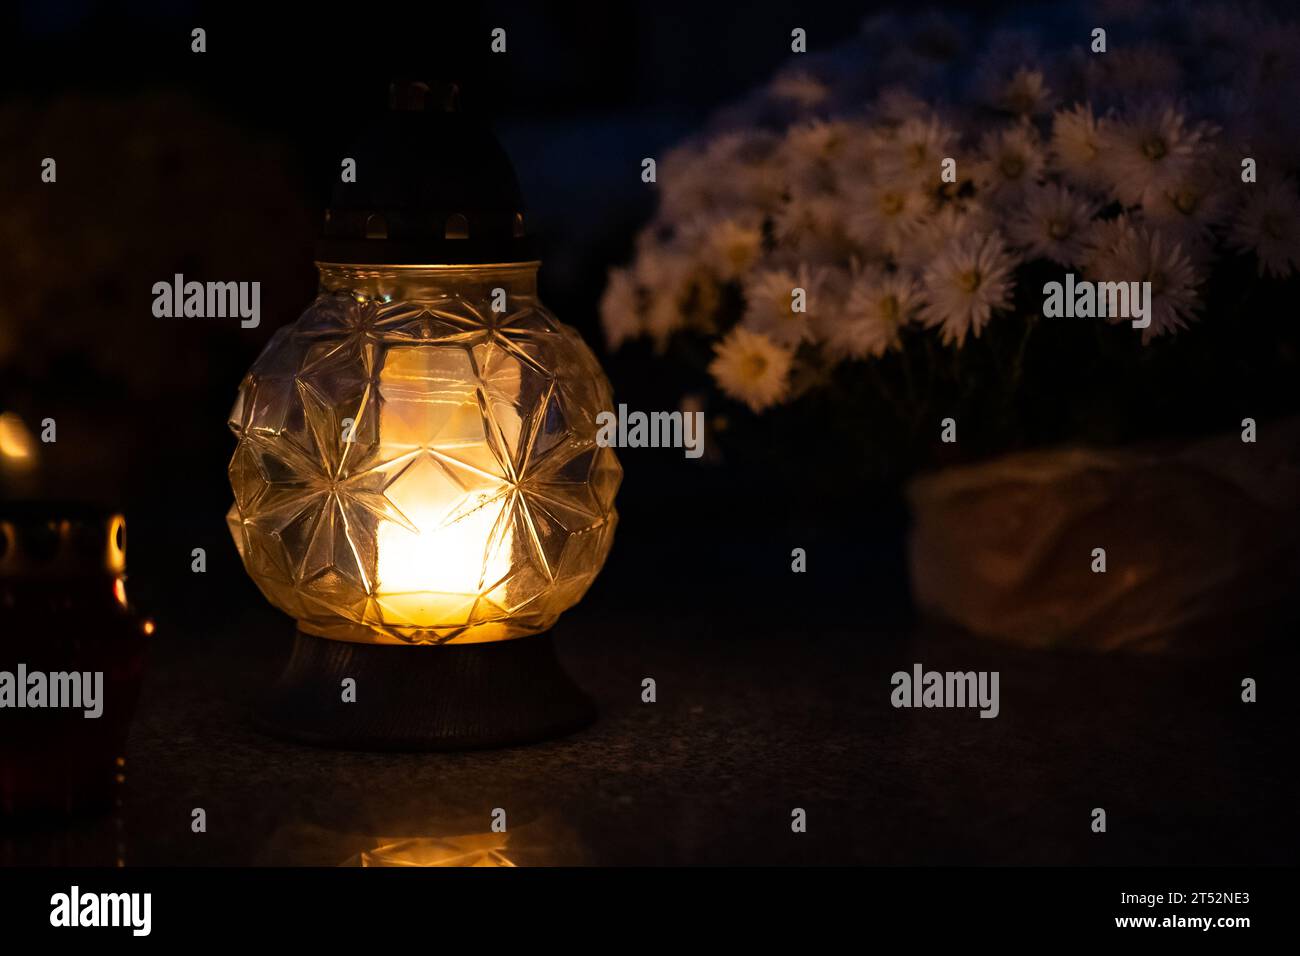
[0, 1, 1297, 867]
[0, 0, 985, 610]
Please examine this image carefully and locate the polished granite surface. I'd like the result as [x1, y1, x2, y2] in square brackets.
[6, 593, 1295, 867]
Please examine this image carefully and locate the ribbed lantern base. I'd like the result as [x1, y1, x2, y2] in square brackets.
[257, 630, 595, 751]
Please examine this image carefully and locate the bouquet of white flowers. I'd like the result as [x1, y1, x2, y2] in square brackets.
[601, 2, 1300, 478]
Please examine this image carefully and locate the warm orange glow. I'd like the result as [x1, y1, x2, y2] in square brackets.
[106, 515, 127, 574]
[353, 833, 515, 867]
[373, 345, 516, 632]
[142, 619, 156, 635]
[113, 577, 127, 607]
[225, 265, 621, 645]
[0, 412, 36, 466]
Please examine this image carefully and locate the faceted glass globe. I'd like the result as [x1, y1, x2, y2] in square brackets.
[226, 263, 621, 645]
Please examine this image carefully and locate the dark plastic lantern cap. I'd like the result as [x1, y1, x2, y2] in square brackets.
[315, 80, 536, 266]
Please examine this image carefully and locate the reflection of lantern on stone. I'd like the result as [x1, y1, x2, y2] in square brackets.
[226, 82, 619, 750]
[261, 813, 584, 866]
[347, 832, 516, 868]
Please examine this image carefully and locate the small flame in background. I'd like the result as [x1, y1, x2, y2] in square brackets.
[0, 412, 36, 469]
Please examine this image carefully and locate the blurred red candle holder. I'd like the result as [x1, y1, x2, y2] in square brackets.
[0, 503, 149, 818]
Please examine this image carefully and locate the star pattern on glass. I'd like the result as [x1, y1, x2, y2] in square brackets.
[228, 291, 620, 645]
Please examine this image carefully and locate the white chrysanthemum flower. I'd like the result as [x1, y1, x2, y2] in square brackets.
[682, 217, 764, 283]
[784, 119, 856, 162]
[972, 123, 1045, 200]
[1096, 103, 1208, 206]
[844, 178, 931, 256]
[872, 115, 959, 189]
[919, 232, 1019, 345]
[1229, 179, 1300, 278]
[1142, 166, 1232, 252]
[895, 202, 997, 273]
[1088, 223, 1200, 343]
[1006, 183, 1098, 266]
[737, 160, 790, 213]
[644, 289, 686, 349]
[660, 131, 784, 220]
[701, 130, 788, 212]
[824, 267, 923, 358]
[741, 264, 828, 348]
[600, 267, 641, 350]
[1080, 214, 1137, 274]
[632, 243, 690, 292]
[707, 326, 794, 413]
[782, 120, 859, 198]
[633, 246, 719, 347]
[826, 130, 880, 195]
[997, 67, 1054, 117]
[1050, 103, 1107, 190]
[703, 128, 783, 171]
[773, 195, 852, 261]
[656, 144, 733, 222]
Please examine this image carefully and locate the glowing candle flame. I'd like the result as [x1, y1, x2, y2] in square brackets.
[373, 345, 517, 633]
